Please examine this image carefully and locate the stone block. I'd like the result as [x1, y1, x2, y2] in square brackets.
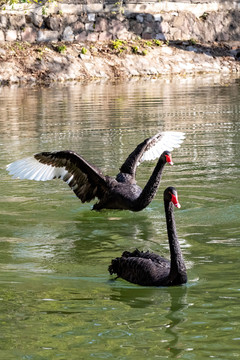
[87, 32, 99, 42]
[153, 14, 162, 22]
[6, 30, 17, 42]
[64, 15, 78, 25]
[146, 14, 153, 22]
[75, 31, 88, 42]
[110, 19, 125, 35]
[114, 29, 131, 40]
[98, 31, 112, 41]
[172, 13, 186, 28]
[0, 30, 5, 42]
[155, 33, 166, 41]
[45, 15, 62, 32]
[161, 21, 170, 33]
[37, 30, 59, 42]
[31, 14, 44, 28]
[62, 26, 74, 41]
[8, 15, 25, 29]
[0, 15, 8, 28]
[95, 17, 108, 32]
[143, 22, 155, 34]
[21, 27, 37, 43]
[136, 14, 144, 23]
[142, 32, 153, 40]
[85, 22, 94, 32]
[129, 20, 143, 35]
[215, 32, 230, 42]
[88, 13, 95, 22]
[170, 28, 182, 41]
[72, 22, 85, 34]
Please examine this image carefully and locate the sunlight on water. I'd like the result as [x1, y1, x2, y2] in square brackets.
[0, 75, 240, 359]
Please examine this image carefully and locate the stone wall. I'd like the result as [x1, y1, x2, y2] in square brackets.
[0, 1, 239, 43]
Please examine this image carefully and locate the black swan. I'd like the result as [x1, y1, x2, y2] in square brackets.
[6, 131, 184, 211]
[108, 187, 187, 286]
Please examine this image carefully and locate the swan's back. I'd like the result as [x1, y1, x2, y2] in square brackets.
[108, 249, 170, 286]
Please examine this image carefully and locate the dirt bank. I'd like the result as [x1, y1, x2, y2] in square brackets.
[0, 39, 239, 85]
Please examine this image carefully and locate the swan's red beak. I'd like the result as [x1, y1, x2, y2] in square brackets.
[171, 193, 181, 208]
[165, 154, 173, 165]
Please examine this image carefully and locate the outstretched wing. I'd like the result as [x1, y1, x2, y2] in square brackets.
[120, 131, 185, 176]
[6, 150, 109, 203]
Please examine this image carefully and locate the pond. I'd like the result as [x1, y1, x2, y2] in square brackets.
[1, 75, 240, 359]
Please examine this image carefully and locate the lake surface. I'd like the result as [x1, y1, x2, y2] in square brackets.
[1, 75, 240, 360]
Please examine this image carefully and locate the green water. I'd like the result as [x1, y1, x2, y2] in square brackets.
[1, 75, 240, 359]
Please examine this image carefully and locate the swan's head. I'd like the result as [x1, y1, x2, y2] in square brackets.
[162, 150, 173, 165]
[164, 187, 181, 208]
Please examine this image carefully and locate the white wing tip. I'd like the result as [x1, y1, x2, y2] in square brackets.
[6, 156, 68, 182]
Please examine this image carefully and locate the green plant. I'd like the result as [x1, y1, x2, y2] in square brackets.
[8, 0, 18, 5]
[132, 45, 139, 54]
[36, 47, 45, 61]
[200, 12, 208, 21]
[111, 39, 124, 50]
[142, 49, 148, 56]
[114, 0, 124, 14]
[189, 38, 197, 45]
[56, 45, 67, 53]
[81, 47, 87, 54]
[15, 41, 24, 50]
[145, 41, 152, 47]
[42, 5, 47, 15]
[153, 39, 163, 46]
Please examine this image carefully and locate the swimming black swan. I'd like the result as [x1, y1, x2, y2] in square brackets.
[6, 131, 184, 211]
[108, 187, 187, 286]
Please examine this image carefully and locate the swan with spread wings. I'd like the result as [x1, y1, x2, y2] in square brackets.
[7, 131, 185, 211]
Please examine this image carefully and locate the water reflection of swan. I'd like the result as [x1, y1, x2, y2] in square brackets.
[109, 187, 187, 286]
[109, 283, 188, 357]
[7, 132, 184, 211]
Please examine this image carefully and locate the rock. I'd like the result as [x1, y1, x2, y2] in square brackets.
[136, 14, 144, 23]
[85, 23, 94, 32]
[146, 14, 153, 22]
[98, 31, 112, 41]
[87, 32, 99, 42]
[37, 30, 59, 42]
[62, 26, 74, 41]
[45, 15, 62, 32]
[88, 13, 95, 22]
[75, 31, 88, 42]
[153, 14, 162, 22]
[5, 30, 17, 42]
[95, 17, 108, 32]
[79, 53, 91, 60]
[64, 15, 78, 26]
[0, 30, 5, 42]
[129, 20, 143, 35]
[21, 27, 37, 43]
[155, 33, 166, 41]
[8, 15, 25, 29]
[31, 14, 44, 28]
[142, 32, 153, 40]
[0, 15, 8, 28]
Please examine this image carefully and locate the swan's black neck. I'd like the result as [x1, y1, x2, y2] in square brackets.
[132, 156, 166, 211]
[164, 199, 187, 285]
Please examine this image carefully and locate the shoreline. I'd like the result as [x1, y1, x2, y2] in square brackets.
[0, 39, 240, 86]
